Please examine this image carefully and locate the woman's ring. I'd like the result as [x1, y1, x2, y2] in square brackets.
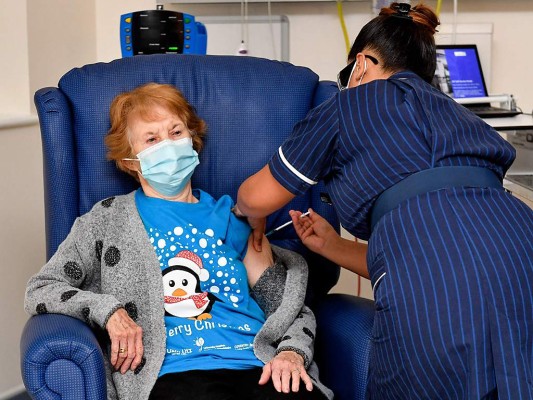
[118, 348, 127, 354]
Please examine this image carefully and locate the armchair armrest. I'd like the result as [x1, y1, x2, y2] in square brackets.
[20, 314, 107, 400]
[315, 294, 374, 400]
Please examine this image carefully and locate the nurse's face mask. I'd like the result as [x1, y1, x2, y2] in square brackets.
[125, 138, 200, 197]
[337, 54, 379, 90]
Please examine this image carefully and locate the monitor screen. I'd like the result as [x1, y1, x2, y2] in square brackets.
[433, 45, 488, 99]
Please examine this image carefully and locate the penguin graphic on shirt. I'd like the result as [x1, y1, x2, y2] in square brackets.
[162, 250, 220, 321]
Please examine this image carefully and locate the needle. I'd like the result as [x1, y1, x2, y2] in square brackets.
[265, 211, 311, 237]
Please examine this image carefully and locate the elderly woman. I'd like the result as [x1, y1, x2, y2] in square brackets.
[25, 83, 332, 400]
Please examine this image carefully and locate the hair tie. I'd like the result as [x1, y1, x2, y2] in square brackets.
[391, 3, 413, 20]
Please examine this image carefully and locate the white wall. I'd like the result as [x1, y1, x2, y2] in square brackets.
[27, 0, 97, 108]
[0, 0, 98, 395]
[2, 0, 533, 394]
[0, 124, 45, 395]
[169, 0, 533, 112]
[0, 1, 30, 116]
[95, 0, 156, 61]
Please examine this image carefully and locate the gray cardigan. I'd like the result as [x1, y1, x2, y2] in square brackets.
[25, 192, 333, 400]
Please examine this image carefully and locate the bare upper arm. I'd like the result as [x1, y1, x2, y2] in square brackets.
[237, 165, 295, 218]
[243, 234, 274, 287]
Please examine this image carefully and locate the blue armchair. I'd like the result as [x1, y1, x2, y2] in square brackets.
[21, 54, 374, 399]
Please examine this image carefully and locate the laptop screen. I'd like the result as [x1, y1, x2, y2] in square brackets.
[433, 44, 489, 99]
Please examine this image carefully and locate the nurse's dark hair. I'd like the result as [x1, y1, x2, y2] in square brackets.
[348, 2, 440, 83]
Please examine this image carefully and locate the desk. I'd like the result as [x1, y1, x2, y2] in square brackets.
[504, 178, 533, 209]
[482, 113, 533, 131]
[484, 113, 533, 209]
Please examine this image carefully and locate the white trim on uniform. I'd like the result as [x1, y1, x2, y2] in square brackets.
[278, 147, 318, 186]
[372, 272, 387, 294]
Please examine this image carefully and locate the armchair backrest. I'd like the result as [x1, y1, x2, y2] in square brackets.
[35, 54, 340, 302]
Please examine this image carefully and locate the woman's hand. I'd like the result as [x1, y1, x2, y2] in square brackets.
[289, 209, 339, 255]
[259, 351, 313, 393]
[106, 308, 144, 374]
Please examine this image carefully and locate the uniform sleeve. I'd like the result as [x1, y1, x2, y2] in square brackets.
[268, 95, 340, 196]
[24, 207, 123, 329]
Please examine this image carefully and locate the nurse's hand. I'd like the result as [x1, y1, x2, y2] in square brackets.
[289, 209, 339, 256]
[232, 204, 266, 252]
[247, 216, 266, 252]
[291, 209, 370, 278]
[243, 234, 273, 287]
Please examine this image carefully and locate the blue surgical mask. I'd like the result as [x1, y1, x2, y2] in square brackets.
[135, 138, 199, 197]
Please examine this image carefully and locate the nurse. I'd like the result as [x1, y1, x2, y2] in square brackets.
[235, 2, 533, 399]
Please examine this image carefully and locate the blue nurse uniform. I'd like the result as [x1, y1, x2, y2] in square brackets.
[268, 71, 533, 399]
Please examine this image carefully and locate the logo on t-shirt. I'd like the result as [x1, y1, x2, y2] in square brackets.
[162, 250, 220, 320]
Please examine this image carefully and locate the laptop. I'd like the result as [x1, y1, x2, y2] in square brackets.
[432, 44, 521, 118]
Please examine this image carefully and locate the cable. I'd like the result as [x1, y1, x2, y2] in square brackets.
[245, 0, 249, 47]
[336, 0, 351, 56]
[238, 0, 249, 55]
[452, 0, 458, 44]
[240, 0, 245, 43]
[267, 0, 278, 60]
[435, 0, 443, 16]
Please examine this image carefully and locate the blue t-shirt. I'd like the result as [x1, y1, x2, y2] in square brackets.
[135, 189, 266, 376]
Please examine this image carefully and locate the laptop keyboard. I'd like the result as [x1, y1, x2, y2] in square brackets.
[466, 105, 521, 118]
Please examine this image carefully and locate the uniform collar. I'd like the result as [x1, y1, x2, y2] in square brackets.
[389, 70, 421, 81]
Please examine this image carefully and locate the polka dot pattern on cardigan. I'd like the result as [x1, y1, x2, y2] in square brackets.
[134, 357, 146, 375]
[60, 290, 78, 302]
[63, 261, 83, 281]
[36, 303, 48, 314]
[81, 307, 91, 324]
[104, 246, 121, 267]
[125, 302, 138, 321]
[303, 327, 315, 340]
[101, 197, 115, 208]
[272, 335, 292, 347]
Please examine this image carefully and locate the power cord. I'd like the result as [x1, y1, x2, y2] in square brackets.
[435, 0, 443, 16]
[452, 0, 458, 44]
[237, 0, 249, 55]
[336, 0, 351, 57]
[267, 0, 278, 60]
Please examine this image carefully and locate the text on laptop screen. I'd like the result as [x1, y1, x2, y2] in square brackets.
[434, 46, 488, 99]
